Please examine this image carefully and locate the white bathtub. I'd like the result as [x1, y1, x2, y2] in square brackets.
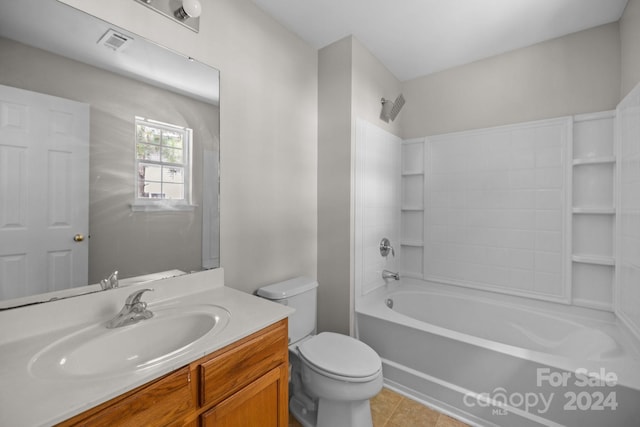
[356, 280, 640, 427]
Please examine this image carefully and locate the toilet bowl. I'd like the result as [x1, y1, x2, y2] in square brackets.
[257, 277, 383, 427]
[297, 332, 383, 427]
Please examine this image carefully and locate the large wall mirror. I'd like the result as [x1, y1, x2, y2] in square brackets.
[0, 0, 220, 309]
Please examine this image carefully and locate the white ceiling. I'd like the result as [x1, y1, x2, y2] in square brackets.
[251, 0, 629, 81]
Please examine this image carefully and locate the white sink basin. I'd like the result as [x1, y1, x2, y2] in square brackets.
[28, 304, 230, 379]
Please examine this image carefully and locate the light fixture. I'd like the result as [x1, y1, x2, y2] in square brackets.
[133, 0, 201, 33]
[174, 0, 202, 20]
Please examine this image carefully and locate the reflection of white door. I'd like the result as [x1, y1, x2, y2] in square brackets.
[0, 84, 89, 300]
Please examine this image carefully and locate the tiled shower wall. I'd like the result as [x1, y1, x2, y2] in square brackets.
[355, 120, 401, 298]
[616, 84, 640, 339]
[355, 112, 619, 312]
[423, 118, 572, 302]
[401, 113, 617, 309]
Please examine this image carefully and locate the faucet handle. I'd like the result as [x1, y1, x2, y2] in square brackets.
[100, 270, 119, 290]
[380, 238, 395, 257]
[109, 270, 119, 286]
[125, 288, 154, 306]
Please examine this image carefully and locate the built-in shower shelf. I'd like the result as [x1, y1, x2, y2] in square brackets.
[571, 254, 615, 266]
[572, 156, 616, 166]
[572, 207, 615, 215]
[572, 298, 613, 312]
[570, 111, 616, 311]
[401, 138, 425, 280]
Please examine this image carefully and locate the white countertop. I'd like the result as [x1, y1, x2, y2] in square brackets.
[0, 268, 294, 426]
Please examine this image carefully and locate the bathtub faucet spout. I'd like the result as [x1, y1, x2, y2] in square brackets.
[382, 269, 400, 281]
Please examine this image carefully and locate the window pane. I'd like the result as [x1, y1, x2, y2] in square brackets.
[162, 147, 183, 163]
[144, 181, 165, 198]
[162, 166, 184, 183]
[139, 163, 162, 181]
[162, 131, 183, 149]
[137, 125, 161, 145]
[136, 143, 161, 161]
[162, 183, 184, 200]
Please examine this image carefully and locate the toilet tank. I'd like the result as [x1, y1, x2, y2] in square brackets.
[257, 277, 318, 345]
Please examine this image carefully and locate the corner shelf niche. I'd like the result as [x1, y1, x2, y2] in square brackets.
[572, 207, 615, 215]
[570, 111, 616, 311]
[572, 156, 615, 166]
[400, 139, 425, 278]
[571, 255, 615, 266]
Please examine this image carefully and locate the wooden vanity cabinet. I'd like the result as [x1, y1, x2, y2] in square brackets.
[57, 319, 288, 427]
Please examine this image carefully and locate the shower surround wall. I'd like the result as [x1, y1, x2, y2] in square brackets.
[423, 118, 572, 302]
[354, 120, 401, 298]
[616, 83, 640, 340]
[397, 114, 617, 310]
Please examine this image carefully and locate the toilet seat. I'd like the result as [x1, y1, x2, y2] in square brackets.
[297, 332, 382, 383]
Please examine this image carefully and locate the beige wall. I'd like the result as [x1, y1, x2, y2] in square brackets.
[318, 37, 352, 334]
[351, 38, 403, 138]
[621, 0, 640, 98]
[400, 23, 621, 137]
[59, 0, 319, 293]
[317, 36, 401, 334]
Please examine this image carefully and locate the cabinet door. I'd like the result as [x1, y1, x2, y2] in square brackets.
[201, 366, 287, 427]
[58, 367, 195, 427]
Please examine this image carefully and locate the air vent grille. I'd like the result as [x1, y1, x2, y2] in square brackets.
[97, 29, 131, 51]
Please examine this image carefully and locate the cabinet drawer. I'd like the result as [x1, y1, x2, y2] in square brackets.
[60, 367, 195, 427]
[199, 321, 287, 407]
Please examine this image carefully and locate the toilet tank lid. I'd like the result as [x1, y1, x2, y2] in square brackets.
[257, 276, 318, 300]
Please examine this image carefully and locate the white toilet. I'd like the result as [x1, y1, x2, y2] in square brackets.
[258, 277, 383, 427]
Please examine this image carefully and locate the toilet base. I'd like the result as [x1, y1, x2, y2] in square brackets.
[316, 398, 373, 427]
[290, 395, 317, 427]
[290, 395, 374, 427]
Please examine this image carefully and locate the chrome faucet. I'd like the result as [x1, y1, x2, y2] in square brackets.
[106, 288, 154, 329]
[382, 269, 400, 281]
[100, 270, 119, 290]
[380, 238, 395, 258]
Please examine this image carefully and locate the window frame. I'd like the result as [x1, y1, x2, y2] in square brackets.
[131, 116, 194, 212]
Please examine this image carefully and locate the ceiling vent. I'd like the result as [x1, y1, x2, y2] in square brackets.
[97, 29, 132, 51]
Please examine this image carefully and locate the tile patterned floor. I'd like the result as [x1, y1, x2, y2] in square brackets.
[289, 387, 469, 427]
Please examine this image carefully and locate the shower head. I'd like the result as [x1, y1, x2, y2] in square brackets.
[380, 94, 405, 123]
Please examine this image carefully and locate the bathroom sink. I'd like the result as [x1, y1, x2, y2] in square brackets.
[28, 304, 230, 379]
